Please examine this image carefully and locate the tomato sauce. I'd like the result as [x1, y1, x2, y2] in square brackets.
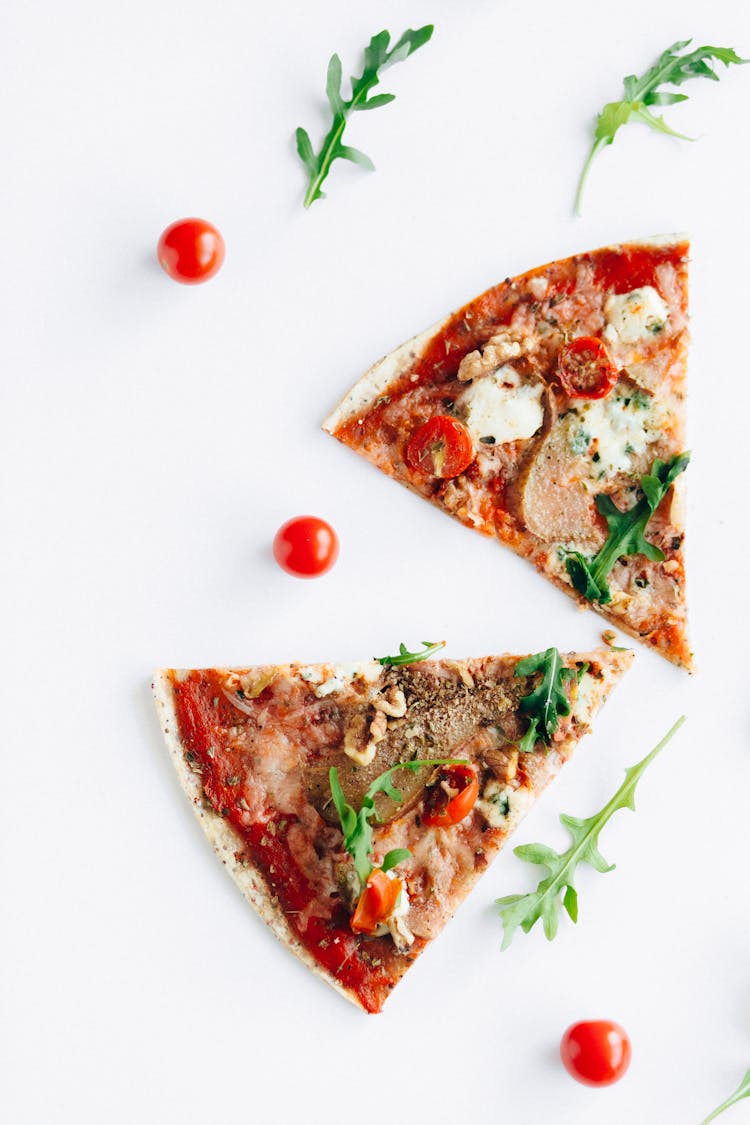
[171, 673, 420, 1013]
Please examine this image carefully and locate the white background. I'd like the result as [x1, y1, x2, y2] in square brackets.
[3, 1, 750, 1122]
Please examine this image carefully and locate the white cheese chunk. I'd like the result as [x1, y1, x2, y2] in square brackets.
[460, 364, 544, 446]
[568, 391, 665, 480]
[604, 286, 669, 344]
[299, 661, 381, 698]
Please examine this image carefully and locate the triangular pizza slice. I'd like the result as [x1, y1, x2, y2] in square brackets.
[324, 237, 691, 668]
[153, 646, 632, 1012]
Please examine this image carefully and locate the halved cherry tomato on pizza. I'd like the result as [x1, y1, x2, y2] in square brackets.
[351, 869, 403, 935]
[557, 336, 618, 399]
[560, 1020, 632, 1087]
[273, 515, 339, 578]
[405, 415, 474, 479]
[157, 217, 225, 284]
[422, 764, 479, 827]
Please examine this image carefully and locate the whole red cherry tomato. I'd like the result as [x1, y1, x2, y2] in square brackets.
[560, 1020, 632, 1087]
[273, 516, 339, 578]
[557, 336, 618, 399]
[157, 218, 225, 284]
[422, 764, 479, 827]
[405, 415, 474, 479]
[351, 869, 402, 935]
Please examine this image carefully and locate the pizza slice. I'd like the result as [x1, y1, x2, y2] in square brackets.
[323, 236, 691, 669]
[153, 644, 632, 1012]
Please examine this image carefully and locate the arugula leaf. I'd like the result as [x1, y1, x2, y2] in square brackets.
[700, 1068, 750, 1124]
[515, 648, 575, 753]
[565, 452, 690, 605]
[330, 758, 465, 886]
[296, 26, 433, 208]
[496, 716, 686, 949]
[575, 40, 747, 213]
[376, 640, 446, 667]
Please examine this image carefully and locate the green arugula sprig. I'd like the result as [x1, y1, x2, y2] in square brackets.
[566, 452, 690, 605]
[330, 759, 464, 886]
[376, 640, 446, 667]
[515, 648, 575, 753]
[700, 1068, 750, 1125]
[296, 26, 433, 209]
[496, 716, 685, 949]
[575, 40, 746, 214]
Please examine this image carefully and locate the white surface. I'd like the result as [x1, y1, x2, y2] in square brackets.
[3, 1, 750, 1122]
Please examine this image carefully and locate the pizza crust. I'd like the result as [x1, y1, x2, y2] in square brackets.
[152, 670, 364, 1011]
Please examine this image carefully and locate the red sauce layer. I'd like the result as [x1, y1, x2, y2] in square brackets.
[171, 672, 420, 1012]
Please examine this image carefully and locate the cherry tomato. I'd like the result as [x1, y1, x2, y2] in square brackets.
[273, 515, 339, 578]
[557, 336, 618, 399]
[560, 1020, 632, 1087]
[405, 415, 474, 479]
[351, 869, 402, 935]
[157, 218, 225, 284]
[422, 764, 479, 827]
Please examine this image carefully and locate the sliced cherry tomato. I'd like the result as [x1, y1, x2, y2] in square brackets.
[557, 336, 618, 399]
[157, 218, 225, 284]
[560, 1020, 632, 1087]
[405, 415, 474, 479]
[273, 515, 339, 578]
[351, 869, 402, 935]
[422, 764, 479, 827]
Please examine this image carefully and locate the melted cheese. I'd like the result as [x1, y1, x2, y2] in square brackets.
[299, 661, 381, 698]
[460, 364, 544, 446]
[568, 392, 665, 480]
[604, 286, 669, 344]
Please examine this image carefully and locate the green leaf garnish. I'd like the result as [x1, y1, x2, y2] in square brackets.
[296, 26, 434, 209]
[700, 1068, 750, 1124]
[575, 40, 747, 213]
[497, 716, 686, 949]
[376, 640, 446, 667]
[515, 648, 576, 753]
[565, 452, 690, 605]
[330, 758, 465, 886]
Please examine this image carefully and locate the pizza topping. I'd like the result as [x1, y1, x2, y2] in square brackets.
[351, 868, 404, 935]
[476, 780, 518, 828]
[422, 764, 479, 827]
[575, 39, 747, 213]
[604, 286, 669, 344]
[459, 365, 544, 447]
[405, 415, 474, 478]
[566, 390, 665, 482]
[329, 759, 465, 887]
[377, 640, 446, 666]
[373, 685, 407, 718]
[457, 328, 531, 382]
[515, 648, 575, 752]
[566, 452, 689, 604]
[300, 661, 382, 698]
[556, 336, 618, 399]
[497, 716, 685, 948]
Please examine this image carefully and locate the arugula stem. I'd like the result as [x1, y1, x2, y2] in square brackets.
[303, 75, 372, 208]
[699, 1069, 750, 1125]
[527, 716, 685, 922]
[574, 137, 606, 215]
